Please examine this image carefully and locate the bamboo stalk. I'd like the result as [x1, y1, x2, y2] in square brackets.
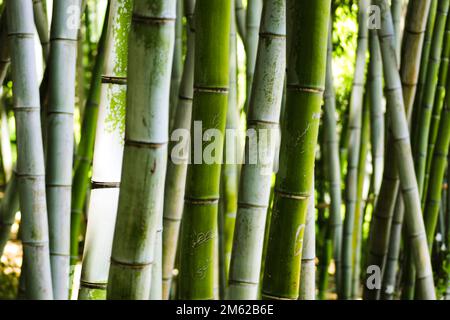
[107, 0, 176, 300]
[161, 0, 195, 300]
[368, 29, 384, 200]
[0, 172, 19, 255]
[6, 0, 53, 299]
[46, 0, 82, 299]
[70, 2, 109, 275]
[341, 0, 369, 300]
[227, 0, 286, 300]
[218, 0, 239, 297]
[374, 0, 436, 299]
[235, 0, 246, 42]
[390, 0, 403, 62]
[424, 15, 450, 199]
[413, 0, 449, 199]
[423, 80, 450, 251]
[299, 181, 316, 300]
[244, 0, 262, 113]
[0, 11, 10, 86]
[32, 0, 50, 61]
[78, 0, 132, 300]
[323, 23, 343, 294]
[169, 0, 184, 131]
[261, 0, 330, 300]
[178, 0, 231, 300]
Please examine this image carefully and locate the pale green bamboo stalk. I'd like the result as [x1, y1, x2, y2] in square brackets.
[323, 22, 343, 294]
[391, 0, 403, 62]
[0, 95, 12, 181]
[299, 181, 315, 300]
[341, 0, 369, 300]
[169, 0, 183, 131]
[178, 0, 231, 299]
[77, 0, 132, 300]
[261, 0, 330, 300]
[414, 0, 449, 199]
[368, 29, 384, 199]
[70, 2, 109, 274]
[46, 0, 82, 299]
[6, 0, 53, 299]
[351, 93, 370, 299]
[244, 0, 262, 113]
[380, 193, 404, 299]
[374, 0, 436, 299]
[227, 0, 286, 300]
[364, 0, 432, 300]
[33, 0, 50, 61]
[235, 0, 246, 42]
[161, 0, 195, 300]
[150, 216, 163, 300]
[107, 0, 176, 300]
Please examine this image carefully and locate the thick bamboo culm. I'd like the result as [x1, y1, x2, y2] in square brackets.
[227, 0, 286, 300]
[78, 0, 132, 300]
[107, 0, 176, 299]
[6, 0, 53, 299]
[261, 0, 330, 300]
[178, 0, 231, 300]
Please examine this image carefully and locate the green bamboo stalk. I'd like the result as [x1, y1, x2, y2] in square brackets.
[33, 0, 50, 61]
[235, 0, 246, 42]
[0, 172, 19, 255]
[423, 83, 450, 251]
[261, 0, 330, 300]
[218, 2, 239, 299]
[107, 0, 176, 300]
[323, 23, 343, 294]
[414, 0, 449, 199]
[227, 0, 286, 300]
[46, 0, 82, 299]
[178, 0, 231, 300]
[0, 11, 10, 86]
[150, 215, 163, 300]
[244, 0, 262, 113]
[161, 0, 195, 300]
[6, 0, 53, 299]
[375, 0, 436, 299]
[169, 0, 183, 131]
[69, 3, 109, 275]
[78, 0, 132, 300]
[341, 0, 369, 300]
[380, 193, 404, 299]
[368, 29, 384, 199]
[299, 181, 316, 300]
[351, 93, 371, 299]
[0, 96, 12, 181]
[390, 0, 402, 62]
[364, 0, 432, 300]
[411, 0, 438, 136]
[424, 15, 450, 199]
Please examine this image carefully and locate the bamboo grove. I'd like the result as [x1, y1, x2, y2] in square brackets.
[0, 0, 450, 301]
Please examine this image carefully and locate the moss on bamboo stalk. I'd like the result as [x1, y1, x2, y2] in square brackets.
[261, 0, 330, 300]
[78, 0, 132, 300]
[107, 0, 176, 299]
